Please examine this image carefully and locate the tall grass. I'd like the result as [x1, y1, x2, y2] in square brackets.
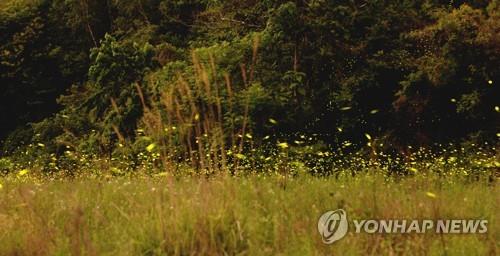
[137, 36, 261, 174]
[0, 173, 497, 255]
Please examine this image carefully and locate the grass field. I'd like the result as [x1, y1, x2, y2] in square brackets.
[0, 172, 497, 255]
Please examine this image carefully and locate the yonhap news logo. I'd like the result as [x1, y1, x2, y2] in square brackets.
[318, 209, 488, 244]
[317, 209, 349, 244]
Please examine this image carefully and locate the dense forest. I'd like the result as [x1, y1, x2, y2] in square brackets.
[1, 0, 499, 173]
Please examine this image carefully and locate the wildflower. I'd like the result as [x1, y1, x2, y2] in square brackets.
[235, 153, 246, 160]
[426, 192, 437, 198]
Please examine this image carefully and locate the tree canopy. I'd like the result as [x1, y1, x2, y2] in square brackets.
[1, 0, 498, 160]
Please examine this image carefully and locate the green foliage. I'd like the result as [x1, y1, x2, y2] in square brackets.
[60, 34, 155, 145]
[397, 3, 500, 142]
[0, 0, 498, 172]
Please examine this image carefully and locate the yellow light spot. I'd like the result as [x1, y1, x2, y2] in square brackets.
[0, 184, 3, 189]
[450, 98, 456, 103]
[277, 142, 289, 149]
[245, 133, 253, 139]
[263, 135, 270, 140]
[269, 118, 278, 125]
[365, 133, 372, 140]
[194, 113, 200, 121]
[18, 169, 29, 177]
[370, 109, 379, 114]
[495, 106, 499, 112]
[235, 153, 246, 159]
[488, 80, 493, 85]
[37, 143, 45, 147]
[409, 167, 418, 173]
[337, 127, 343, 132]
[155, 172, 169, 177]
[426, 192, 437, 198]
[343, 142, 352, 147]
[340, 106, 351, 111]
[146, 143, 156, 152]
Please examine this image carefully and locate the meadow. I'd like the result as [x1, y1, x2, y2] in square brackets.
[0, 168, 497, 255]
